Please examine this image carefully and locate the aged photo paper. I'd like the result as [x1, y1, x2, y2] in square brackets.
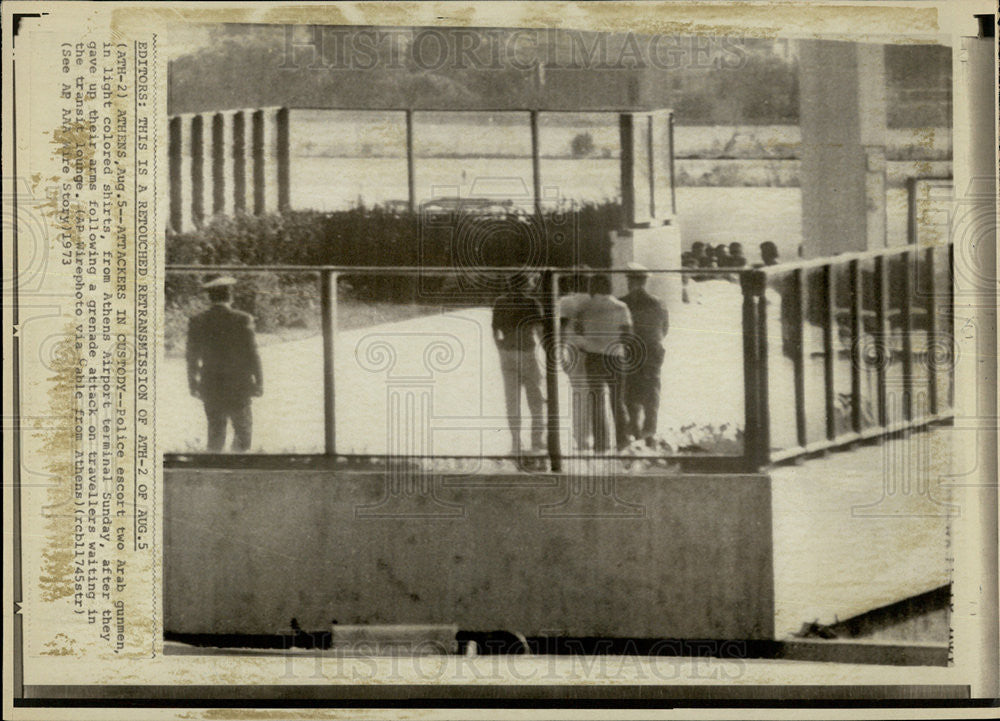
[3, 1, 998, 718]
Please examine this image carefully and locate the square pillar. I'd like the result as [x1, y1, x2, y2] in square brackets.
[168, 116, 183, 232]
[233, 110, 253, 214]
[799, 41, 888, 257]
[619, 111, 676, 229]
[186, 114, 204, 228]
[196, 113, 216, 225]
[211, 113, 226, 217]
[277, 107, 290, 212]
[252, 107, 289, 214]
[217, 111, 238, 217]
[615, 110, 680, 300]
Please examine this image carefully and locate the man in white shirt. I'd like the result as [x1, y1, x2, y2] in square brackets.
[575, 274, 633, 452]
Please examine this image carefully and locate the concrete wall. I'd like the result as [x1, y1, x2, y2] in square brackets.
[163, 470, 775, 640]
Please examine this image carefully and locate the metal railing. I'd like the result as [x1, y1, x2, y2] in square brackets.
[750, 242, 955, 465]
[166, 245, 953, 472]
[168, 107, 676, 230]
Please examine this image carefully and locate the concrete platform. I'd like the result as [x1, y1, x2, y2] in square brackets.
[163, 429, 950, 645]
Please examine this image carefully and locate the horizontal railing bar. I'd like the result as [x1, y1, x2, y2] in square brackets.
[168, 246, 953, 277]
[758, 242, 951, 275]
[165, 264, 755, 275]
[170, 107, 676, 116]
[161, 453, 749, 475]
[768, 412, 955, 464]
[163, 452, 745, 462]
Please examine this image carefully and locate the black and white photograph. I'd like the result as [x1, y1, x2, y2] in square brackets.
[3, 1, 997, 715]
[163, 22, 960, 662]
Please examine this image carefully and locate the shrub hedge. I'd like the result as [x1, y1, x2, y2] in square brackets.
[165, 203, 622, 349]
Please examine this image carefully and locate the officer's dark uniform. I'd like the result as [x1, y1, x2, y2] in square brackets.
[187, 301, 263, 452]
[619, 282, 668, 444]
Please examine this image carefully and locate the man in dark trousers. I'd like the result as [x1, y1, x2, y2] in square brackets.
[619, 263, 669, 448]
[187, 275, 263, 452]
[492, 274, 546, 455]
[576, 273, 633, 452]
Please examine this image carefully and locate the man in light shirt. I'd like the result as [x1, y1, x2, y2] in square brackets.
[558, 269, 592, 450]
[574, 274, 633, 452]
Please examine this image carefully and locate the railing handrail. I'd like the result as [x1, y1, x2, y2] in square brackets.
[169, 106, 675, 117]
[166, 242, 955, 471]
[165, 264, 755, 274]
[757, 241, 952, 276]
[167, 240, 952, 277]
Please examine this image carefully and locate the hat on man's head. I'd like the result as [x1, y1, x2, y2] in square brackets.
[201, 275, 237, 290]
[625, 261, 649, 278]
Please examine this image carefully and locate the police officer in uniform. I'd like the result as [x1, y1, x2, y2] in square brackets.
[619, 263, 669, 447]
[187, 276, 263, 452]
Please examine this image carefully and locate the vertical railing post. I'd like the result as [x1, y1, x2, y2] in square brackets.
[741, 274, 759, 470]
[900, 250, 913, 421]
[542, 268, 562, 472]
[947, 243, 954, 409]
[668, 111, 677, 216]
[849, 259, 863, 433]
[906, 177, 918, 245]
[320, 270, 338, 455]
[823, 264, 837, 440]
[406, 109, 416, 214]
[646, 114, 656, 220]
[741, 271, 767, 470]
[875, 255, 889, 427]
[530, 110, 542, 218]
[925, 247, 938, 415]
[619, 113, 635, 227]
[792, 269, 807, 448]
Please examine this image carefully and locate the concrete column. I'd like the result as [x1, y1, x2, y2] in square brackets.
[232, 110, 253, 214]
[251, 110, 265, 214]
[186, 114, 203, 229]
[199, 113, 217, 222]
[611, 226, 683, 306]
[799, 41, 888, 258]
[276, 107, 290, 212]
[210, 113, 226, 217]
[619, 113, 654, 228]
[251, 107, 288, 214]
[651, 111, 675, 220]
[953, 19, 998, 694]
[217, 111, 237, 217]
[614, 111, 681, 303]
[168, 116, 183, 232]
[195, 113, 216, 226]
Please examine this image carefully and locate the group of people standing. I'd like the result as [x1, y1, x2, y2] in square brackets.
[491, 264, 668, 456]
[682, 240, 780, 269]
